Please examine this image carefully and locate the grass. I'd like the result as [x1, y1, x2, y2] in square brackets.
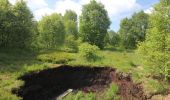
[37, 48, 140, 72]
[103, 83, 119, 100]
[0, 48, 169, 99]
[63, 83, 119, 100]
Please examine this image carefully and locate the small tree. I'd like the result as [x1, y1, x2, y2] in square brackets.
[79, 43, 100, 61]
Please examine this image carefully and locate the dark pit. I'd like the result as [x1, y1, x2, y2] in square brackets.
[13, 65, 147, 100]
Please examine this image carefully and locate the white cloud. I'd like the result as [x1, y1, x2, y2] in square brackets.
[26, 0, 48, 10]
[98, 0, 141, 17]
[9, 0, 49, 20]
[9, 0, 48, 9]
[144, 7, 154, 14]
[55, 0, 82, 16]
[34, 7, 54, 20]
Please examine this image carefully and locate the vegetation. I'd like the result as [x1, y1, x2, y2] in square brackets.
[105, 30, 120, 47]
[80, 0, 110, 49]
[104, 83, 119, 100]
[119, 11, 149, 49]
[79, 43, 100, 61]
[0, 0, 170, 99]
[138, 0, 170, 81]
[38, 13, 65, 48]
[64, 10, 78, 39]
[64, 83, 119, 100]
[0, 0, 34, 48]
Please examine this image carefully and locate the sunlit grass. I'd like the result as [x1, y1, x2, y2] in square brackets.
[68, 50, 141, 72]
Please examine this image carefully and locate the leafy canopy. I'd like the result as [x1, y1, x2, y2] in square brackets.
[38, 13, 65, 48]
[119, 11, 149, 49]
[80, 0, 110, 49]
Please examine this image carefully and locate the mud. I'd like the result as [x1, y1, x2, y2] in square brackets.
[13, 65, 146, 100]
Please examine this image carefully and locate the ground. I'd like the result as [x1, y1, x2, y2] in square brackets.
[0, 48, 169, 100]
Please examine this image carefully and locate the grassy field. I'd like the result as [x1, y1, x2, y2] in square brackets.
[0, 48, 169, 99]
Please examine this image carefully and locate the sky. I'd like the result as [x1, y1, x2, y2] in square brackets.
[9, 0, 159, 32]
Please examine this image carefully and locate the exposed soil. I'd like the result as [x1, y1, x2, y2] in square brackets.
[13, 65, 147, 100]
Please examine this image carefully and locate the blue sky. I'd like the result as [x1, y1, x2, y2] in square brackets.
[9, 0, 159, 31]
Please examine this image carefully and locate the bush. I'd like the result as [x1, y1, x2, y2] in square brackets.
[79, 43, 100, 61]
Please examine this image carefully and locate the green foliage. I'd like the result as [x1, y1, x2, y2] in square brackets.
[64, 10, 78, 39]
[38, 13, 65, 48]
[80, 0, 110, 49]
[104, 83, 119, 100]
[0, 0, 34, 48]
[109, 30, 120, 47]
[104, 30, 120, 48]
[79, 43, 100, 61]
[119, 11, 149, 49]
[64, 35, 79, 53]
[104, 32, 111, 46]
[137, 0, 170, 81]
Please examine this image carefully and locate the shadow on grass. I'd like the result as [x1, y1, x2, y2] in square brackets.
[0, 48, 38, 73]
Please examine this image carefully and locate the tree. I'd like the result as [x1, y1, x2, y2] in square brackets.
[109, 31, 120, 47]
[0, 0, 34, 48]
[80, 0, 110, 49]
[119, 11, 149, 49]
[119, 18, 133, 49]
[104, 30, 120, 47]
[0, 0, 13, 47]
[38, 13, 65, 48]
[104, 32, 111, 46]
[12, 0, 34, 48]
[64, 10, 78, 39]
[137, 0, 170, 81]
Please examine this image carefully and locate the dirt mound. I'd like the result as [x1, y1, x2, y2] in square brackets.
[13, 65, 146, 100]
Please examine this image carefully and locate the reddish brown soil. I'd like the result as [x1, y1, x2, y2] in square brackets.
[13, 65, 147, 100]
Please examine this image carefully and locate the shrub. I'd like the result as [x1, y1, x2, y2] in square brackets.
[79, 43, 100, 61]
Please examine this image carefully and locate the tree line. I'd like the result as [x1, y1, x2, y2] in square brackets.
[0, 0, 169, 80]
[0, 0, 149, 50]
